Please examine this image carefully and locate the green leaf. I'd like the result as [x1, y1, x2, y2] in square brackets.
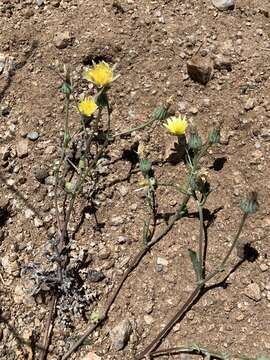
[188, 249, 202, 282]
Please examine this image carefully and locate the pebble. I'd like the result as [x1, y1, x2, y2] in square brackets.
[244, 98, 255, 111]
[187, 55, 213, 85]
[36, 0, 44, 6]
[33, 166, 49, 183]
[0, 53, 5, 74]
[212, 0, 235, 11]
[1, 255, 20, 276]
[213, 54, 232, 71]
[16, 139, 29, 158]
[157, 257, 168, 267]
[244, 283, 262, 302]
[259, 263, 268, 272]
[1, 146, 10, 161]
[34, 217, 43, 228]
[144, 314, 154, 325]
[27, 131, 39, 141]
[117, 235, 128, 244]
[45, 176, 56, 186]
[110, 319, 132, 351]
[118, 185, 128, 197]
[110, 215, 124, 226]
[88, 269, 105, 283]
[54, 31, 74, 49]
[25, 209, 34, 219]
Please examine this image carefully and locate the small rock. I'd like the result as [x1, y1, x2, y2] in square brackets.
[214, 54, 232, 71]
[45, 175, 56, 186]
[259, 263, 268, 272]
[144, 314, 154, 325]
[27, 131, 39, 141]
[110, 319, 132, 351]
[187, 55, 213, 85]
[88, 269, 105, 283]
[118, 185, 128, 197]
[244, 283, 261, 302]
[54, 31, 74, 49]
[34, 217, 43, 228]
[1, 146, 11, 161]
[157, 257, 168, 267]
[110, 215, 124, 226]
[13, 284, 26, 304]
[189, 106, 198, 115]
[36, 0, 44, 6]
[1, 255, 20, 276]
[117, 235, 128, 244]
[244, 98, 255, 111]
[25, 208, 35, 219]
[33, 167, 49, 183]
[0, 53, 5, 74]
[16, 139, 29, 158]
[212, 0, 235, 11]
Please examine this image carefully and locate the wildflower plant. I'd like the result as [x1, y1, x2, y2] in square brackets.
[35, 60, 262, 360]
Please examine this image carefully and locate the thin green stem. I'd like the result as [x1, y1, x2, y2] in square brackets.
[197, 200, 204, 275]
[203, 212, 248, 284]
[151, 345, 229, 359]
[111, 117, 156, 139]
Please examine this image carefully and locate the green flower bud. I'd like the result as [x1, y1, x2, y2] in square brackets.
[140, 158, 152, 178]
[65, 181, 74, 193]
[61, 81, 72, 95]
[188, 129, 202, 150]
[79, 158, 85, 170]
[240, 192, 259, 215]
[152, 106, 168, 121]
[208, 128, 220, 145]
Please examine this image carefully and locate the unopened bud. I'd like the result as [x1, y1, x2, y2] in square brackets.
[208, 128, 220, 145]
[188, 128, 202, 150]
[240, 192, 258, 215]
[140, 158, 152, 178]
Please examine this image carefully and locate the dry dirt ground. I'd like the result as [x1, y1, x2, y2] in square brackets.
[0, 0, 270, 359]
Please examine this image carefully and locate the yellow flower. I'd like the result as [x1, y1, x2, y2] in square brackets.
[78, 97, 97, 117]
[163, 116, 188, 136]
[83, 61, 114, 87]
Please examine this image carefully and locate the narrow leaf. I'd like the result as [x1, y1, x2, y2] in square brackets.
[188, 249, 202, 282]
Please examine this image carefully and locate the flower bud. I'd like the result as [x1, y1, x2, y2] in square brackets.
[240, 192, 258, 215]
[208, 128, 220, 145]
[188, 128, 202, 150]
[140, 158, 152, 178]
[65, 181, 74, 193]
[152, 106, 168, 121]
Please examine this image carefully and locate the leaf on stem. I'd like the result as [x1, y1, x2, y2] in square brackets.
[188, 249, 203, 282]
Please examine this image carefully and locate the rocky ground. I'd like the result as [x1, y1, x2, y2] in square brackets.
[0, 0, 270, 359]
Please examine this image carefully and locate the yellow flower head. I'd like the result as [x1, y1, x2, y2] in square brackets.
[163, 116, 188, 136]
[78, 97, 97, 117]
[83, 61, 114, 87]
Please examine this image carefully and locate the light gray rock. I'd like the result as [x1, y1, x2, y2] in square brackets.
[212, 0, 235, 11]
[110, 319, 132, 351]
[244, 283, 261, 302]
[27, 131, 39, 141]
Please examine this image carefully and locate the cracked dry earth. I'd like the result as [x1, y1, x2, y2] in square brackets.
[0, 0, 270, 360]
